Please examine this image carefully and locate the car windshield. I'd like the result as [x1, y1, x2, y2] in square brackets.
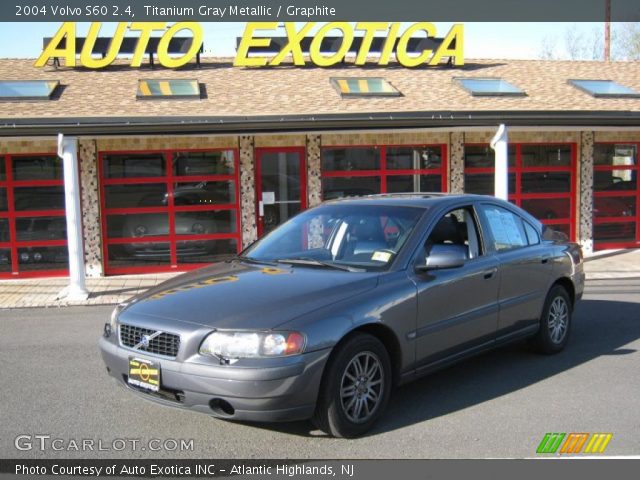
[242, 204, 425, 271]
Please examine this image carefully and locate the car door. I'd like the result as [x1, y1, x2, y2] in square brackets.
[476, 203, 553, 340]
[409, 205, 500, 369]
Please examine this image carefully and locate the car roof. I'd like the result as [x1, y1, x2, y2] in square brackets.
[322, 193, 491, 209]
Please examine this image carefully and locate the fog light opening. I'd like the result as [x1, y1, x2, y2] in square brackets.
[209, 398, 235, 416]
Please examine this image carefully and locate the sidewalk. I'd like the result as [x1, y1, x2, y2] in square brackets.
[0, 273, 178, 309]
[0, 249, 638, 309]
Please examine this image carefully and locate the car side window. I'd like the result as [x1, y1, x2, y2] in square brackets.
[479, 204, 528, 252]
[423, 207, 483, 260]
[523, 221, 540, 245]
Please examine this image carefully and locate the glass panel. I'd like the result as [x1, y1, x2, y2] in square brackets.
[594, 169, 637, 191]
[12, 156, 62, 180]
[521, 145, 571, 167]
[174, 181, 236, 206]
[176, 239, 238, 264]
[594, 222, 636, 243]
[464, 145, 515, 168]
[0, 157, 6, 181]
[546, 224, 571, 239]
[259, 152, 301, 202]
[174, 150, 235, 176]
[175, 211, 237, 235]
[322, 177, 381, 200]
[16, 216, 66, 241]
[14, 186, 65, 211]
[521, 173, 571, 193]
[17, 246, 68, 271]
[594, 144, 637, 167]
[0, 218, 9, 242]
[103, 153, 166, 179]
[0, 248, 10, 272]
[521, 198, 571, 220]
[523, 221, 540, 245]
[386, 146, 442, 170]
[108, 243, 172, 267]
[0, 80, 59, 99]
[331, 77, 400, 96]
[464, 173, 516, 195]
[386, 175, 442, 193]
[457, 78, 525, 96]
[137, 79, 200, 99]
[0, 188, 7, 211]
[104, 184, 167, 209]
[263, 203, 301, 234]
[107, 213, 169, 238]
[594, 196, 636, 218]
[570, 80, 640, 97]
[322, 148, 380, 171]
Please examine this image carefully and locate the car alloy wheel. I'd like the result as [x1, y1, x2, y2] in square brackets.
[340, 352, 384, 423]
[547, 296, 569, 344]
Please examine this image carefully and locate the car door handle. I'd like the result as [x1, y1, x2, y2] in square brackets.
[483, 268, 497, 279]
[541, 255, 550, 264]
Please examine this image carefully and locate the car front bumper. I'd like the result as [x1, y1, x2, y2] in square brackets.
[99, 335, 331, 423]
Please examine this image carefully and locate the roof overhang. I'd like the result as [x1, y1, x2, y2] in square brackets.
[1, 111, 639, 137]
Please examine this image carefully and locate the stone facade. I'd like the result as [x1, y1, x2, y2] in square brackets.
[239, 135, 257, 248]
[578, 132, 595, 254]
[449, 132, 465, 194]
[306, 134, 322, 208]
[78, 139, 103, 277]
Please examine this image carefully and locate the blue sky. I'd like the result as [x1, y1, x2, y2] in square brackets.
[0, 22, 607, 59]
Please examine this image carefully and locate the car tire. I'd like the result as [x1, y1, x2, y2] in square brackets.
[312, 332, 392, 438]
[531, 285, 572, 354]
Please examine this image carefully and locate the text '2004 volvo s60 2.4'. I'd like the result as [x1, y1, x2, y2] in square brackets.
[99, 194, 585, 437]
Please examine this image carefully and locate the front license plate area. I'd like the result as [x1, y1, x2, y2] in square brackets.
[128, 357, 160, 392]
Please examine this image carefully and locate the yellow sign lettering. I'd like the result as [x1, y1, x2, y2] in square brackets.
[234, 22, 279, 67]
[157, 22, 203, 68]
[35, 22, 76, 67]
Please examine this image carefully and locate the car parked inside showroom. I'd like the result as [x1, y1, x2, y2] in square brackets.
[100, 193, 584, 437]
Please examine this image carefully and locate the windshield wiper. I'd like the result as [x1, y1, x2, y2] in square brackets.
[234, 255, 279, 266]
[276, 257, 364, 272]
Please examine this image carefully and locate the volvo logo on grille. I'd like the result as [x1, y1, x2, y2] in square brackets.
[133, 330, 163, 350]
[140, 335, 151, 348]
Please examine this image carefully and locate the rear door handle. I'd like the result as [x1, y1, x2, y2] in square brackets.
[483, 268, 497, 279]
[541, 255, 550, 264]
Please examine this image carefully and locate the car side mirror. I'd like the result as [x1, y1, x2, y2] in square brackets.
[415, 244, 468, 272]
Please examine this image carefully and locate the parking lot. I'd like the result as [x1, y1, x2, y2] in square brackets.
[1, 278, 639, 459]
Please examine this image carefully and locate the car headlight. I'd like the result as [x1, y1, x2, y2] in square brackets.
[199, 331, 305, 359]
[110, 302, 128, 329]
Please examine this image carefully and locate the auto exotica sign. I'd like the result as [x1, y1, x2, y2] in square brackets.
[35, 22, 464, 69]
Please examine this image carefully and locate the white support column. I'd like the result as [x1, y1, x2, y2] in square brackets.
[58, 134, 89, 300]
[490, 124, 509, 200]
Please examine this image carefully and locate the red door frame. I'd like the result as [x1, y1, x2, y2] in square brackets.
[464, 142, 578, 241]
[592, 141, 639, 250]
[254, 147, 307, 237]
[320, 143, 449, 196]
[98, 148, 242, 275]
[0, 153, 69, 278]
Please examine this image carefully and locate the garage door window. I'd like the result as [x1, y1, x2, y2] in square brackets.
[321, 145, 447, 200]
[0, 154, 68, 278]
[100, 150, 241, 275]
[465, 144, 576, 240]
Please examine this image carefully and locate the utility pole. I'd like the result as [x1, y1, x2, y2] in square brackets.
[604, 0, 611, 61]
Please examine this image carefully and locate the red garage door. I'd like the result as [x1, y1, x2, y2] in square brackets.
[464, 143, 577, 240]
[0, 154, 68, 278]
[99, 149, 241, 275]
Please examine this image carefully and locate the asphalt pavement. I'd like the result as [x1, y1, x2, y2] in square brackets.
[1, 279, 639, 459]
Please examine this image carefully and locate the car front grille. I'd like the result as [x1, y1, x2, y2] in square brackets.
[119, 324, 180, 358]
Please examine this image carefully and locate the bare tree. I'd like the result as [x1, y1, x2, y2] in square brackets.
[614, 23, 640, 60]
[539, 35, 557, 60]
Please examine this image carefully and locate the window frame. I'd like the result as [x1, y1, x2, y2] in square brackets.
[330, 77, 402, 98]
[568, 79, 640, 99]
[99, 148, 242, 275]
[136, 79, 201, 100]
[454, 77, 526, 97]
[0, 80, 60, 101]
[0, 153, 69, 278]
[464, 142, 577, 241]
[321, 144, 448, 199]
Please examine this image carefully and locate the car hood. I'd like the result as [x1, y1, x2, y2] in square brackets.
[118, 260, 378, 330]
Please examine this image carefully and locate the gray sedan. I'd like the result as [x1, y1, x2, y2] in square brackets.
[100, 194, 584, 437]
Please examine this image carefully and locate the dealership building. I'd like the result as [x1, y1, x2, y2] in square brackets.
[1, 54, 639, 278]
